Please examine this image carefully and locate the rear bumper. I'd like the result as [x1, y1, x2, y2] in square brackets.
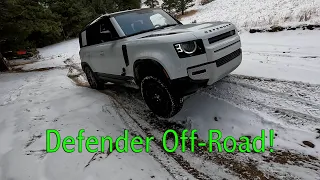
[187, 49, 242, 85]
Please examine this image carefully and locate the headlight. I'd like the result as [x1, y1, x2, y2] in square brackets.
[174, 39, 205, 58]
[179, 41, 197, 54]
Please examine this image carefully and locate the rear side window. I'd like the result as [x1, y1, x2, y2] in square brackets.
[81, 31, 87, 47]
[86, 22, 101, 46]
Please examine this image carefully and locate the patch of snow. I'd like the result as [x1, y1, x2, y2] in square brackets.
[235, 30, 320, 84]
[20, 39, 80, 71]
[174, 93, 320, 156]
[260, 162, 320, 179]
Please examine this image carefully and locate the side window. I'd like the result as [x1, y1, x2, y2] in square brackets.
[99, 18, 119, 43]
[84, 17, 120, 47]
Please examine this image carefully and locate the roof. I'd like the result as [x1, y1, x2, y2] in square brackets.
[82, 8, 162, 32]
[108, 8, 161, 16]
[89, 8, 161, 25]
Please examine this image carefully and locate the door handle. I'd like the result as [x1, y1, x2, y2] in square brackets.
[100, 51, 104, 56]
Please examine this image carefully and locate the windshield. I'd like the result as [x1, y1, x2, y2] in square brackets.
[113, 9, 180, 36]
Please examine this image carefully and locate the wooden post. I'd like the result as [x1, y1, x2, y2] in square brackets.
[0, 52, 10, 71]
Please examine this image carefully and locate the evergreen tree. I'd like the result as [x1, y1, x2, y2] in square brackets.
[113, 0, 141, 11]
[175, 0, 194, 15]
[0, 0, 142, 55]
[144, 0, 159, 8]
[0, 0, 61, 50]
[161, 0, 176, 14]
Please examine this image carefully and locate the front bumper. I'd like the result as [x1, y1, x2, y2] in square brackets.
[171, 49, 242, 96]
[187, 48, 242, 85]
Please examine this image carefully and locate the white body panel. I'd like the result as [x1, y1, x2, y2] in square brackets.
[79, 9, 242, 87]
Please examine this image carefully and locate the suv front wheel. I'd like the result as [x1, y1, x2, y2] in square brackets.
[141, 76, 183, 118]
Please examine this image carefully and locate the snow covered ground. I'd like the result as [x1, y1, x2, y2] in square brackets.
[181, 0, 320, 31]
[1, 30, 320, 179]
[0, 69, 182, 180]
[1, 28, 320, 180]
[235, 30, 320, 84]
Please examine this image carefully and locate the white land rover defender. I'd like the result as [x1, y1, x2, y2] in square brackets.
[79, 8, 242, 118]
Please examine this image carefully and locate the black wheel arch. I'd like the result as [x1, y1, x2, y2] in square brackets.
[133, 59, 170, 86]
[81, 62, 90, 70]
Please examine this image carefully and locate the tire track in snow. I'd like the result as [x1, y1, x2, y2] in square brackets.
[204, 75, 320, 129]
[102, 90, 201, 180]
[223, 76, 320, 108]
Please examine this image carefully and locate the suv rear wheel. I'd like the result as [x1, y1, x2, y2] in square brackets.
[141, 76, 183, 118]
[83, 66, 105, 90]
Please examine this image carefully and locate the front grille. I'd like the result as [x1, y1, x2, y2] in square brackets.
[208, 30, 235, 44]
[216, 49, 241, 67]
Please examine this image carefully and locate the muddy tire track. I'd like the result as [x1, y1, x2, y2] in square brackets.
[102, 89, 204, 180]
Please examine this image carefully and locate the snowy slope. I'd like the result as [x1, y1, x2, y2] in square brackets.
[181, 0, 320, 30]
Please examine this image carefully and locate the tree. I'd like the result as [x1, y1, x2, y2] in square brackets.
[175, 0, 194, 15]
[0, 0, 62, 51]
[0, 0, 142, 58]
[0, 52, 10, 71]
[112, 0, 141, 11]
[161, 0, 176, 14]
[144, 0, 159, 8]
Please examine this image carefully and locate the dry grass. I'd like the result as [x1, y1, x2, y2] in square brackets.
[176, 9, 198, 20]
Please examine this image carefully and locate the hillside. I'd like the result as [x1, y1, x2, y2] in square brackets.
[178, 0, 320, 30]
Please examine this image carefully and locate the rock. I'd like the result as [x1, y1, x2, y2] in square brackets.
[200, 0, 213, 5]
[303, 141, 315, 148]
[249, 29, 257, 33]
[306, 25, 314, 30]
[269, 26, 285, 32]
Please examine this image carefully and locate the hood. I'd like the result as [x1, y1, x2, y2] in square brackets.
[138, 21, 232, 39]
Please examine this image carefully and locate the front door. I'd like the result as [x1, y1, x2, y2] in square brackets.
[91, 17, 126, 76]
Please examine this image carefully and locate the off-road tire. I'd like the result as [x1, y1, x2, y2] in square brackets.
[83, 66, 105, 90]
[141, 76, 183, 118]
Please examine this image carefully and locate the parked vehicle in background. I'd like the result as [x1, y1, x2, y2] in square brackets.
[2, 49, 36, 60]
